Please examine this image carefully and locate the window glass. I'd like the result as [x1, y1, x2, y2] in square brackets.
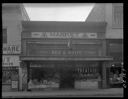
[3, 28, 7, 43]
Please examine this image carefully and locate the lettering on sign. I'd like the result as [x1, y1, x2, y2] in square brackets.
[29, 50, 97, 56]
[3, 45, 21, 54]
[86, 33, 98, 38]
[2, 56, 19, 67]
[31, 32, 97, 38]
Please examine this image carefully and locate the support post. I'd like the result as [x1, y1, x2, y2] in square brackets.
[102, 62, 107, 88]
[21, 61, 28, 91]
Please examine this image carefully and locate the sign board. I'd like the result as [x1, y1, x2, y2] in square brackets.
[31, 32, 97, 39]
[3, 45, 21, 54]
[2, 55, 20, 67]
[11, 81, 18, 88]
[28, 50, 98, 56]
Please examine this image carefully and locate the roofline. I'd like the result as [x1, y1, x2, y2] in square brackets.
[20, 4, 30, 21]
[2, 3, 30, 21]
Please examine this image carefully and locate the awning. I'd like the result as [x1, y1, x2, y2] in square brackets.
[20, 56, 113, 61]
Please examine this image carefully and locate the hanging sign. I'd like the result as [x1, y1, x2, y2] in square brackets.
[3, 45, 21, 54]
[2, 55, 20, 67]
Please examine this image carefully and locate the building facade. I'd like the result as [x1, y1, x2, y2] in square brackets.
[2, 3, 30, 91]
[21, 21, 113, 91]
[2, 3, 123, 92]
[86, 3, 123, 88]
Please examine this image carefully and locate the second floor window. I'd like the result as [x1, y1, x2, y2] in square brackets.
[112, 3, 123, 28]
[3, 28, 7, 44]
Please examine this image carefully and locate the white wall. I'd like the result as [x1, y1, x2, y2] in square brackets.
[2, 12, 22, 46]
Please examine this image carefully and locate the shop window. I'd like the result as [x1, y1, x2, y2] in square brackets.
[108, 64, 123, 87]
[112, 3, 123, 28]
[3, 28, 7, 44]
[28, 66, 60, 89]
[2, 67, 18, 84]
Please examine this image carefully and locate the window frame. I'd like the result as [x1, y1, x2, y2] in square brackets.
[112, 3, 123, 29]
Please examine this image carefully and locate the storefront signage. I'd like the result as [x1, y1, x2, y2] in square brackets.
[31, 32, 97, 38]
[3, 45, 21, 54]
[2, 55, 20, 67]
[29, 50, 98, 56]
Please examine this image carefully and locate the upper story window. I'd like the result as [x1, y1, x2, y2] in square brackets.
[3, 28, 7, 44]
[112, 3, 123, 29]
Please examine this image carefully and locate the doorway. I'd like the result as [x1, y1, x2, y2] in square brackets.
[59, 64, 75, 89]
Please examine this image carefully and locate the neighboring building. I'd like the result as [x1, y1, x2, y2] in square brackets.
[2, 3, 30, 91]
[21, 21, 113, 91]
[86, 3, 123, 88]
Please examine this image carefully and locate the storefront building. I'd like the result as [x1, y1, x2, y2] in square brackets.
[106, 39, 123, 88]
[21, 21, 113, 91]
[2, 45, 20, 91]
[86, 3, 123, 88]
[2, 4, 30, 91]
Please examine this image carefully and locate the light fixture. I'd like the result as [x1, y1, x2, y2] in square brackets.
[121, 62, 123, 65]
[112, 64, 115, 67]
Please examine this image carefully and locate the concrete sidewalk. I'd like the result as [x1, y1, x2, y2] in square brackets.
[2, 88, 123, 98]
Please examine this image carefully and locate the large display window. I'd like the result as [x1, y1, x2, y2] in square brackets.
[108, 62, 123, 87]
[73, 62, 100, 89]
[2, 67, 19, 91]
[2, 67, 19, 84]
[28, 64, 60, 89]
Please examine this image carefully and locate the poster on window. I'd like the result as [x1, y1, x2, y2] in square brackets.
[11, 81, 18, 88]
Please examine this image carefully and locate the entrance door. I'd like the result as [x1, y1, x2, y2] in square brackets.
[59, 65, 74, 89]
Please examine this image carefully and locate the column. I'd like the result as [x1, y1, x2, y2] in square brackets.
[102, 61, 107, 88]
[21, 61, 28, 91]
[19, 66, 22, 91]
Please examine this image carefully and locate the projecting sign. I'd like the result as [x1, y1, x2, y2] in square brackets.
[31, 32, 97, 38]
[2, 55, 20, 67]
[3, 45, 21, 54]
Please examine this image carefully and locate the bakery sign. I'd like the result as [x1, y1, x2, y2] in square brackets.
[2, 55, 20, 67]
[3, 45, 21, 54]
[31, 32, 97, 38]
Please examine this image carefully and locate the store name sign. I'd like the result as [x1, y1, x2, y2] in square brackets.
[29, 50, 97, 56]
[2, 56, 20, 67]
[3, 45, 21, 54]
[31, 32, 97, 38]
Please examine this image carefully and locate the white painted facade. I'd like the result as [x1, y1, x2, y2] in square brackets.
[86, 3, 123, 39]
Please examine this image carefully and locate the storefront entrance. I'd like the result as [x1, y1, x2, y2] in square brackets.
[106, 62, 123, 88]
[59, 65, 75, 89]
[26, 61, 101, 90]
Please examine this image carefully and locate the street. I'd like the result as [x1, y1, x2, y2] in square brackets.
[2, 88, 123, 98]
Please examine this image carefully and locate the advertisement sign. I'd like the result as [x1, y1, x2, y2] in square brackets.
[11, 81, 18, 88]
[28, 49, 98, 56]
[31, 32, 97, 39]
[3, 45, 21, 54]
[2, 55, 20, 67]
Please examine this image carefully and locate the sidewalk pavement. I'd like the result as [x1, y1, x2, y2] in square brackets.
[2, 88, 123, 98]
